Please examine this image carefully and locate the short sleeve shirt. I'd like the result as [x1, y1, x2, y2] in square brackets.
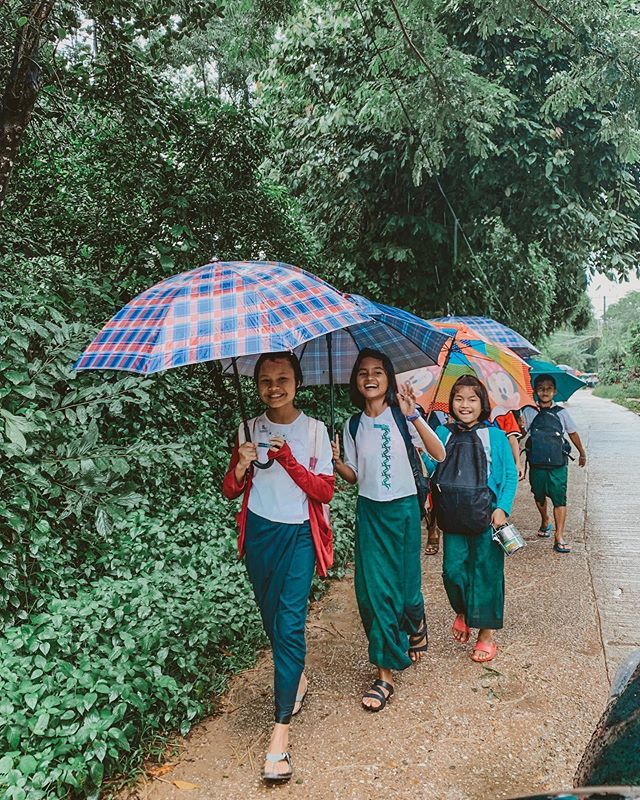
[521, 405, 577, 435]
[342, 406, 418, 502]
[495, 411, 521, 438]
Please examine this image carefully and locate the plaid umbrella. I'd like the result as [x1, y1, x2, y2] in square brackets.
[74, 260, 372, 441]
[397, 324, 534, 419]
[74, 261, 370, 374]
[224, 294, 450, 384]
[431, 316, 540, 358]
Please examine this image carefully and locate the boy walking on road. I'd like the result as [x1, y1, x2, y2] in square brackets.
[522, 374, 587, 553]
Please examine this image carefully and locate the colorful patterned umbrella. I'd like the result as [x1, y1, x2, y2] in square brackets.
[397, 324, 534, 419]
[74, 261, 370, 375]
[224, 294, 450, 384]
[431, 316, 540, 358]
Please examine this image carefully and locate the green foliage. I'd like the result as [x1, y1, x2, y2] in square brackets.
[0, 3, 336, 791]
[446, 218, 556, 342]
[596, 291, 640, 383]
[540, 326, 601, 373]
[593, 380, 640, 415]
[257, 0, 640, 335]
[0, 485, 356, 798]
[627, 323, 640, 369]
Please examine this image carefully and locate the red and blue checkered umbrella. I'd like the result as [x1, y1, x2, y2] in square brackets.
[74, 261, 370, 375]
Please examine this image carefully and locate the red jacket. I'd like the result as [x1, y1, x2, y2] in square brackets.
[222, 440, 335, 577]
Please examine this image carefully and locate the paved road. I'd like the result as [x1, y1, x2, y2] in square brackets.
[568, 390, 640, 680]
[125, 391, 639, 800]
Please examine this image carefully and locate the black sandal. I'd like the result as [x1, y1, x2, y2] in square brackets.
[362, 679, 394, 712]
[408, 615, 429, 661]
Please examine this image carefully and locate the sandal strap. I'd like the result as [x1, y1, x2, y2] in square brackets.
[371, 678, 394, 694]
[363, 689, 386, 703]
[472, 641, 496, 656]
[265, 751, 291, 765]
[410, 614, 428, 641]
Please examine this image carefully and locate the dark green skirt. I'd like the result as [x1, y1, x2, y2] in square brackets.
[442, 528, 505, 630]
[354, 495, 425, 671]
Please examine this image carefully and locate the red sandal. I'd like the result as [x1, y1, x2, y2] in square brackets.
[451, 613, 471, 644]
[470, 640, 497, 663]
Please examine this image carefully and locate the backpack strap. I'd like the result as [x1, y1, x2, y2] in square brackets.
[390, 406, 429, 501]
[307, 416, 325, 472]
[390, 405, 415, 455]
[348, 412, 363, 445]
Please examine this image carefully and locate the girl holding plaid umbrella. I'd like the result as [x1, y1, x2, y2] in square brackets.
[223, 351, 334, 784]
[75, 261, 370, 785]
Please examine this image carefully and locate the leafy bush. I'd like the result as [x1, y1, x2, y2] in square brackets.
[0, 487, 356, 799]
[0, 289, 229, 625]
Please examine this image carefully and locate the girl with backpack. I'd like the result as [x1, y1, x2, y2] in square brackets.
[222, 352, 334, 784]
[331, 349, 446, 711]
[423, 375, 518, 663]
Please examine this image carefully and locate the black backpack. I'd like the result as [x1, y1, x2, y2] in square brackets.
[348, 406, 429, 518]
[431, 422, 495, 536]
[526, 407, 571, 469]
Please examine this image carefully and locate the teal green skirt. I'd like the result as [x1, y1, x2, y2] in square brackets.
[442, 528, 505, 630]
[354, 494, 425, 671]
[244, 510, 315, 723]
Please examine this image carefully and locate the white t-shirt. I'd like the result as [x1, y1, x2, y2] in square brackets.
[247, 412, 333, 524]
[521, 405, 577, 435]
[343, 407, 425, 502]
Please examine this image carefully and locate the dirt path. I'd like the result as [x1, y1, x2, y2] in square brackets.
[124, 398, 610, 800]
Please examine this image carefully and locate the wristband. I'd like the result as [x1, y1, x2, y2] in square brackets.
[405, 410, 420, 422]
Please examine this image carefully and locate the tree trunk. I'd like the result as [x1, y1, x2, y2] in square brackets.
[0, 1, 55, 214]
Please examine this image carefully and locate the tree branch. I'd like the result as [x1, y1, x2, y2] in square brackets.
[387, 0, 444, 101]
[0, 0, 56, 213]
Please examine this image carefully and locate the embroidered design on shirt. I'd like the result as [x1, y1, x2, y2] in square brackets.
[373, 422, 391, 490]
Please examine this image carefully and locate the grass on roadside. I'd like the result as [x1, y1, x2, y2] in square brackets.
[593, 381, 640, 414]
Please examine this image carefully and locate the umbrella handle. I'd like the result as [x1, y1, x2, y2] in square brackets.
[426, 333, 456, 417]
[326, 332, 335, 441]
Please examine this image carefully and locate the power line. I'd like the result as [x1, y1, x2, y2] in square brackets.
[352, 0, 511, 320]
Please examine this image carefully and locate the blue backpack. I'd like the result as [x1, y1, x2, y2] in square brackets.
[348, 406, 429, 518]
[431, 422, 495, 536]
[526, 407, 571, 469]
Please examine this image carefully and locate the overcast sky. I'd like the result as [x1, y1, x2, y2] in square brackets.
[588, 272, 640, 318]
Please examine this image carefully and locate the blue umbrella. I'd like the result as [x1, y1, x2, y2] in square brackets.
[431, 316, 540, 358]
[527, 359, 586, 402]
[224, 295, 450, 436]
[225, 294, 450, 384]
